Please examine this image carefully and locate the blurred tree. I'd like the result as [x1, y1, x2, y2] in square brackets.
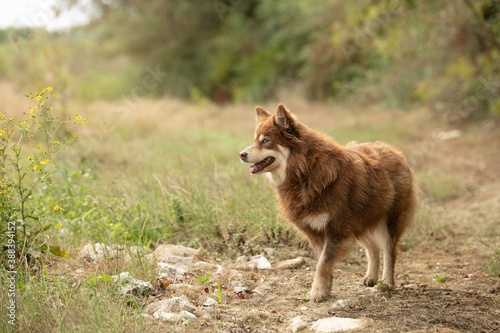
[7, 0, 498, 119]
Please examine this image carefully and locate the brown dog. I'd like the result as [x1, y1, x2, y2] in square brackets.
[239, 104, 418, 302]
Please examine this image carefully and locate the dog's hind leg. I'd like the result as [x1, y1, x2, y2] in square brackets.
[358, 236, 380, 287]
[310, 234, 354, 302]
[383, 203, 417, 289]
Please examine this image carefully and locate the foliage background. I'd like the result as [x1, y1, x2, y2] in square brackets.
[1, 0, 499, 117]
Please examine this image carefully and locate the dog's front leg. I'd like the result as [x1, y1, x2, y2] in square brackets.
[310, 234, 354, 302]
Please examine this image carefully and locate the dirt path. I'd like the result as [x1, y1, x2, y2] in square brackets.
[143, 126, 500, 332]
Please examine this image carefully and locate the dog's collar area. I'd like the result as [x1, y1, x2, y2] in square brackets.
[249, 156, 275, 174]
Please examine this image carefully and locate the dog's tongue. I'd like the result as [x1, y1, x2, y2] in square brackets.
[249, 163, 263, 174]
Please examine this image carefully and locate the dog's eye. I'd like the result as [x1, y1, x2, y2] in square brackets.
[261, 138, 270, 144]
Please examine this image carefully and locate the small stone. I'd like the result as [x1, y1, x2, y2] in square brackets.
[300, 306, 308, 311]
[164, 283, 194, 293]
[233, 282, 248, 292]
[202, 297, 218, 307]
[157, 263, 188, 278]
[79, 243, 117, 262]
[153, 244, 203, 263]
[332, 299, 350, 309]
[234, 287, 248, 293]
[248, 255, 272, 270]
[312, 317, 370, 332]
[180, 310, 197, 320]
[164, 256, 194, 264]
[145, 295, 195, 315]
[235, 255, 248, 262]
[403, 284, 418, 290]
[288, 315, 308, 332]
[277, 257, 305, 270]
[111, 272, 154, 296]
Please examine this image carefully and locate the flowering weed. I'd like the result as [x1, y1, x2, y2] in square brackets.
[0, 88, 84, 265]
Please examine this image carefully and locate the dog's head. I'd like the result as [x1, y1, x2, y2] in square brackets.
[239, 104, 299, 182]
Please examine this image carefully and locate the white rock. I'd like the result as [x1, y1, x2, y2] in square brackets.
[277, 257, 305, 270]
[158, 263, 188, 278]
[234, 287, 248, 293]
[288, 315, 308, 332]
[235, 255, 248, 262]
[145, 295, 196, 314]
[248, 255, 272, 270]
[111, 272, 154, 296]
[180, 310, 197, 320]
[79, 243, 117, 262]
[232, 280, 248, 293]
[202, 297, 218, 307]
[164, 256, 194, 264]
[312, 317, 370, 332]
[300, 306, 308, 311]
[153, 244, 202, 263]
[164, 283, 194, 293]
[332, 299, 350, 310]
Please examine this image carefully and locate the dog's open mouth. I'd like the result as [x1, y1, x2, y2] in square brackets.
[249, 157, 275, 174]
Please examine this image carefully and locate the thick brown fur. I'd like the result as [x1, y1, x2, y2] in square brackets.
[240, 104, 418, 302]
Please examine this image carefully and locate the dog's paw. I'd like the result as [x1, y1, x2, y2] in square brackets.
[309, 288, 330, 303]
[361, 276, 377, 287]
[379, 283, 395, 291]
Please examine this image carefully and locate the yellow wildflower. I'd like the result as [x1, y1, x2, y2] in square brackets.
[36, 95, 41, 101]
[53, 140, 60, 145]
[1, 167, 5, 172]
[76, 115, 82, 121]
[40, 159, 49, 165]
[20, 120, 26, 125]
[46, 87, 53, 91]
[57, 223, 62, 228]
[60, 207, 65, 212]
[53, 205, 60, 211]
[30, 107, 36, 114]
[33, 164, 37, 170]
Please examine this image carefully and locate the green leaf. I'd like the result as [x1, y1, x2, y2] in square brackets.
[97, 275, 112, 282]
[49, 246, 68, 258]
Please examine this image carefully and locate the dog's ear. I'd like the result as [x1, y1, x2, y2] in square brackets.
[256, 106, 271, 120]
[275, 104, 292, 129]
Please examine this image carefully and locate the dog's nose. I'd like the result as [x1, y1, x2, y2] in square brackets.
[239, 151, 248, 161]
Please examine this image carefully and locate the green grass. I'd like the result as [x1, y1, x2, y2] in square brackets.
[417, 171, 466, 201]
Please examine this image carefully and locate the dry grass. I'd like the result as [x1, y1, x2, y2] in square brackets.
[1, 81, 499, 332]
